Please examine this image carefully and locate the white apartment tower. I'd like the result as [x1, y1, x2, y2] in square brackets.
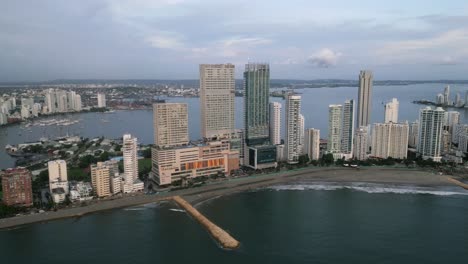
[305, 128, 320, 161]
[269, 102, 282, 145]
[443, 85, 450, 106]
[444, 111, 460, 136]
[408, 120, 419, 148]
[384, 98, 399, 123]
[97, 93, 106, 108]
[371, 123, 409, 159]
[328, 104, 343, 153]
[153, 103, 189, 148]
[122, 134, 138, 186]
[417, 107, 445, 162]
[299, 114, 305, 150]
[341, 99, 355, 154]
[48, 160, 69, 204]
[285, 94, 302, 164]
[357, 70, 373, 128]
[199, 64, 235, 140]
[354, 126, 369, 161]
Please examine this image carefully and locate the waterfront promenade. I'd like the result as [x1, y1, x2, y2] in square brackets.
[0, 167, 458, 229]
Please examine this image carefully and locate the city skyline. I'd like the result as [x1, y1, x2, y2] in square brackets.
[1, 1, 468, 82]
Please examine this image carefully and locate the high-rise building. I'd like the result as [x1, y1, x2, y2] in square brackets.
[199, 64, 235, 140]
[153, 103, 189, 148]
[269, 102, 282, 145]
[357, 70, 373, 128]
[90, 161, 118, 198]
[341, 99, 355, 154]
[122, 134, 141, 193]
[243, 63, 276, 169]
[1, 168, 33, 206]
[97, 93, 106, 108]
[465, 91, 468, 108]
[453, 124, 468, 145]
[354, 126, 369, 160]
[444, 111, 460, 137]
[299, 114, 305, 151]
[441, 130, 451, 154]
[371, 122, 409, 159]
[285, 94, 302, 164]
[443, 85, 450, 106]
[305, 128, 320, 161]
[455, 92, 462, 107]
[417, 107, 445, 162]
[48, 160, 69, 203]
[459, 130, 468, 153]
[384, 98, 399, 123]
[327, 104, 343, 153]
[74, 94, 82, 111]
[436, 93, 444, 105]
[408, 120, 419, 148]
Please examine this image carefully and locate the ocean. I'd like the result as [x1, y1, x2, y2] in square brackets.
[1, 184, 468, 263]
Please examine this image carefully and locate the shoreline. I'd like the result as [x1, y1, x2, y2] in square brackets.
[0, 167, 465, 230]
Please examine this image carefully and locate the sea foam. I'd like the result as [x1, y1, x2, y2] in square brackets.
[269, 182, 468, 196]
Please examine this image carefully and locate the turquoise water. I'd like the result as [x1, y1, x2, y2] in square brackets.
[2, 184, 468, 263]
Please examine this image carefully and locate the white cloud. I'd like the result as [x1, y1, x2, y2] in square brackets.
[146, 34, 184, 49]
[307, 48, 342, 68]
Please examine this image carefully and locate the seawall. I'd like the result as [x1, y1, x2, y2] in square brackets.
[172, 196, 240, 249]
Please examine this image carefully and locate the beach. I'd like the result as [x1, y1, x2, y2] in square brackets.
[0, 167, 460, 229]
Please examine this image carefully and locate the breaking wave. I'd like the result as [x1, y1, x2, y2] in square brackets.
[169, 209, 185, 213]
[269, 182, 468, 196]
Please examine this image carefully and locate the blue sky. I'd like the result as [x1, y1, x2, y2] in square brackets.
[1, 0, 468, 81]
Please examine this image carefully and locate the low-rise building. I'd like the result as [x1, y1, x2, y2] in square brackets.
[152, 141, 239, 185]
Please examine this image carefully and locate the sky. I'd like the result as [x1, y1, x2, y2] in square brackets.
[1, 0, 468, 81]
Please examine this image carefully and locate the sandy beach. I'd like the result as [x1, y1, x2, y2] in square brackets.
[0, 167, 461, 230]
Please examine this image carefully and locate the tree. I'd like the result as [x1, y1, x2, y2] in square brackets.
[79, 155, 98, 168]
[321, 153, 334, 166]
[142, 148, 152, 159]
[298, 154, 310, 166]
[99, 151, 110, 162]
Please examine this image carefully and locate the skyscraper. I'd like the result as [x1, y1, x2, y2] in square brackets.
[199, 64, 235, 140]
[285, 94, 302, 164]
[243, 63, 276, 169]
[357, 70, 373, 128]
[328, 104, 343, 153]
[371, 122, 409, 159]
[341, 99, 355, 154]
[123, 134, 138, 192]
[299, 114, 305, 150]
[408, 120, 419, 148]
[418, 107, 445, 162]
[153, 103, 189, 148]
[443, 85, 450, 106]
[465, 91, 468, 108]
[97, 93, 106, 108]
[269, 102, 282, 145]
[354, 126, 368, 161]
[305, 128, 320, 161]
[444, 111, 460, 136]
[384, 98, 399, 123]
[91, 162, 112, 198]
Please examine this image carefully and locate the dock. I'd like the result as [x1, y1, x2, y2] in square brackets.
[446, 177, 468, 190]
[171, 196, 240, 249]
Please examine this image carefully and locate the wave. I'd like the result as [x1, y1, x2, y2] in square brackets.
[169, 209, 185, 213]
[269, 183, 468, 196]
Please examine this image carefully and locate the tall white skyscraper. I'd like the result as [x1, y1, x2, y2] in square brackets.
[328, 104, 343, 153]
[357, 70, 373, 128]
[384, 98, 399, 123]
[305, 128, 320, 161]
[199, 64, 235, 140]
[153, 103, 189, 148]
[465, 91, 468, 108]
[455, 92, 462, 107]
[97, 93, 106, 108]
[285, 94, 302, 164]
[443, 85, 450, 106]
[74, 94, 82, 111]
[123, 134, 138, 186]
[354, 126, 368, 161]
[269, 102, 282, 145]
[341, 99, 354, 154]
[371, 122, 409, 159]
[418, 107, 445, 162]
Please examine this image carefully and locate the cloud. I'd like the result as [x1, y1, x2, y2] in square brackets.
[307, 48, 342, 68]
[146, 33, 184, 49]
